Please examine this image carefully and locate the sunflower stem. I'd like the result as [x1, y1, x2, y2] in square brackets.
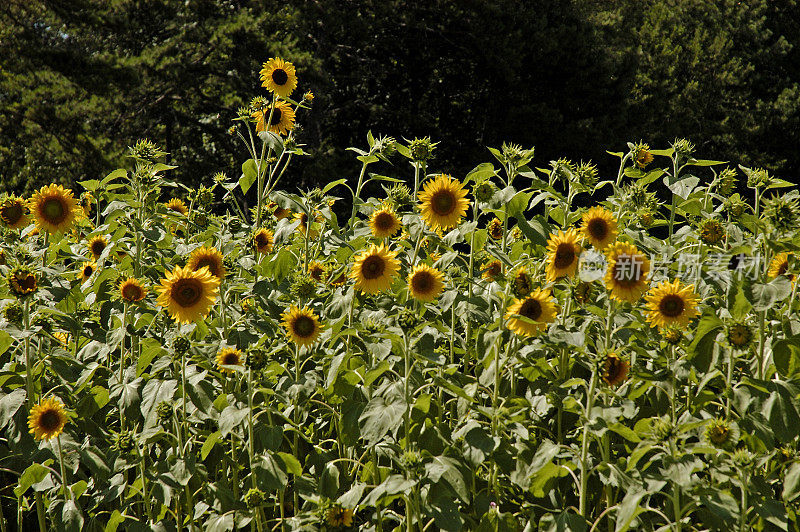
[119, 302, 128, 429]
[348, 159, 371, 229]
[293, 345, 301, 516]
[578, 367, 598, 520]
[412, 162, 420, 204]
[255, 94, 277, 230]
[181, 351, 188, 446]
[725, 347, 735, 418]
[465, 200, 479, 368]
[139, 444, 152, 523]
[757, 310, 767, 380]
[56, 435, 71, 501]
[738, 468, 749, 532]
[668, 152, 680, 248]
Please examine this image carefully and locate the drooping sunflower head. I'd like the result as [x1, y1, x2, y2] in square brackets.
[512, 267, 532, 298]
[407, 264, 445, 302]
[187, 246, 226, 280]
[505, 289, 559, 337]
[350, 244, 400, 294]
[418, 174, 470, 231]
[370, 206, 402, 239]
[292, 210, 319, 238]
[156, 265, 220, 324]
[0, 195, 30, 230]
[118, 277, 146, 303]
[253, 229, 275, 255]
[326, 505, 355, 528]
[545, 228, 582, 282]
[28, 184, 82, 234]
[8, 267, 38, 298]
[580, 207, 618, 250]
[79, 261, 97, 282]
[601, 352, 630, 387]
[487, 218, 503, 240]
[269, 201, 291, 221]
[216, 347, 243, 372]
[259, 57, 298, 98]
[632, 142, 653, 169]
[726, 321, 754, 350]
[165, 198, 188, 216]
[252, 100, 296, 136]
[282, 306, 322, 346]
[604, 242, 651, 303]
[28, 397, 68, 441]
[644, 279, 700, 329]
[482, 259, 503, 282]
[87, 235, 108, 260]
[768, 252, 792, 279]
[308, 261, 326, 282]
[698, 218, 726, 246]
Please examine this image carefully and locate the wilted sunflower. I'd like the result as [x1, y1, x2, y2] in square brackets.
[0, 195, 30, 230]
[79, 261, 97, 282]
[269, 202, 291, 221]
[87, 235, 108, 260]
[370, 206, 402, 238]
[350, 244, 400, 294]
[8, 267, 38, 298]
[119, 278, 147, 303]
[645, 279, 700, 329]
[252, 100, 296, 136]
[580, 207, 618, 250]
[165, 198, 188, 216]
[308, 261, 325, 282]
[187, 246, 226, 280]
[601, 352, 630, 387]
[260, 57, 298, 98]
[418, 174, 470, 231]
[253, 229, 275, 254]
[487, 218, 503, 240]
[545, 229, 582, 282]
[512, 267, 532, 297]
[604, 242, 651, 303]
[156, 265, 220, 323]
[28, 184, 82, 234]
[407, 264, 445, 302]
[28, 397, 68, 441]
[573, 281, 594, 305]
[698, 218, 725, 246]
[216, 347, 243, 372]
[282, 306, 322, 346]
[327, 268, 347, 287]
[505, 289, 558, 337]
[482, 259, 503, 281]
[326, 505, 354, 528]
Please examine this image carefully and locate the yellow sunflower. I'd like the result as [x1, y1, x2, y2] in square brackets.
[487, 218, 503, 240]
[407, 264, 445, 302]
[216, 347, 243, 372]
[28, 184, 82, 234]
[79, 261, 97, 282]
[156, 265, 220, 324]
[165, 198, 188, 216]
[545, 229, 582, 282]
[604, 242, 651, 303]
[0, 195, 30, 230]
[119, 278, 147, 302]
[187, 246, 226, 280]
[580, 207, 618, 250]
[254, 229, 275, 254]
[52, 331, 70, 349]
[259, 57, 298, 98]
[482, 259, 503, 281]
[505, 289, 559, 337]
[282, 306, 323, 346]
[293, 211, 319, 239]
[28, 397, 68, 441]
[326, 505, 354, 528]
[252, 100, 295, 136]
[350, 244, 400, 294]
[268, 201, 291, 220]
[9, 267, 38, 297]
[644, 279, 700, 329]
[327, 268, 347, 287]
[602, 352, 630, 387]
[512, 267, 532, 297]
[768, 252, 794, 284]
[370, 206, 402, 238]
[418, 174, 470, 231]
[308, 261, 326, 282]
[87, 235, 108, 260]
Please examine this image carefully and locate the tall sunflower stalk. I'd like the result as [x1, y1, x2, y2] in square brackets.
[22, 299, 47, 532]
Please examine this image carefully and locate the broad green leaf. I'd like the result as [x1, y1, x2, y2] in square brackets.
[201, 431, 222, 461]
[239, 158, 258, 195]
[15, 463, 50, 497]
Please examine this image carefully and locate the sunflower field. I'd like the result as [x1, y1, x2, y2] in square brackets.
[1, 58, 800, 532]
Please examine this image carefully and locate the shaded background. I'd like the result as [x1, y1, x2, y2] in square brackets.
[2, 0, 799, 196]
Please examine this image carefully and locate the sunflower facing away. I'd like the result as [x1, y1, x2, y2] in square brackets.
[88, 235, 108, 260]
[505, 289, 559, 337]
[119, 278, 147, 303]
[79, 261, 97, 282]
[293, 211, 319, 238]
[370, 206, 402, 238]
[28, 184, 82, 234]
[604, 242, 651, 303]
[602, 352, 630, 387]
[408, 264, 445, 302]
[418, 174, 470, 231]
[482, 259, 503, 282]
[28, 397, 68, 441]
[282, 306, 323, 346]
[326, 505, 354, 528]
[581, 207, 618, 250]
[165, 198, 189, 216]
[644, 279, 700, 329]
[187, 246, 226, 280]
[350, 244, 400, 294]
[0, 195, 30, 230]
[156, 265, 220, 323]
[216, 347, 243, 372]
[545, 229, 582, 282]
[308, 261, 326, 282]
[252, 100, 296, 136]
[253, 229, 275, 254]
[260, 57, 298, 98]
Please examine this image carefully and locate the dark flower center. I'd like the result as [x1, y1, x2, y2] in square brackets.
[42, 198, 67, 223]
[270, 108, 283, 126]
[612, 255, 643, 287]
[520, 298, 543, 321]
[91, 240, 106, 256]
[375, 212, 395, 231]
[361, 255, 385, 280]
[172, 278, 202, 307]
[553, 243, 576, 269]
[122, 283, 143, 301]
[411, 271, 434, 294]
[255, 232, 270, 248]
[83, 265, 94, 277]
[2, 202, 23, 224]
[39, 409, 60, 431]
[778, 262, 788, 276]
[588, 218, 608, 240]
[196, 258, 219, 277]
[431, 191, 455, 216]
[272, 68, 289, 86]
[659, 294, 685, 318]
[17, 274, 37, 292]
[222, 352, 240, 365]
[293, 315, 315, 337]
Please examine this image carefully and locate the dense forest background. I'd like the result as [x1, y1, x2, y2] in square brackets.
[1, 0, 799, 196]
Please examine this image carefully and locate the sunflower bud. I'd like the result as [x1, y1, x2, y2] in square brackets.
[173, 335, 191, 356]
[732, 448, 753, 468]
[637, 210, 655, 227]
[194, 186, 215, 208]
[398, 308, 422, 330]
[550, 158, 575, 184]
[387, 183, 413, 210]
[32, 314, 53, 333]
[672, 138, 695, 158]
[290, 276, 316, 299]
[156, 401, 173, 423]
[191, 211, 209, 229]
[716, 168, 737, 196]
[511, 268, 532, 298]
[632, 142, 654, 169]
[112, 430, 136, 454]
[487, 218, 503, 241]
[472, 180, 495, 203]
[129, 138, 166, 161]
[3, 302, 23, 325]
[409, 137, 436, 163]
[650, 418, 674, 441]
[726, 321, 754, 350]
[246, 346, 268, 371]
[761, 192, 800, 232]
[573, 281, 594, 305]
[704, 418, 736, 449]
[364, 318, 382, 335]
[698, 218, 725, 245]
[724, 197, 746, 218]
[303, 91, 314, 102]
[662, 327, 683, 345]
[746, 167, 770, 189]
[575, 161, 598, 188]
[249, 96, 269, 113]
[244, 487, 264, 509]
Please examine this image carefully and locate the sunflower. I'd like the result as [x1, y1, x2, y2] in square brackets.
[601, 352, 630, 387]
[370, 206, 402, 238]
[0, 195, 30, 230]
[350, 244, 400, 294]
[282, 306, 322, 346]
[79, 261, 97, 282]
[187, 246, 226, 280]
[293, 211, 319, 238]
[482, 259, 503, 281]
[87, 235, 108, 260]
[216, 347, 243, 372]
[768, 252, 794, 286]
[260, 57, 298, 98]
[165, 198, 189, 216]
[268, 201, 291, 221]
[505, 289, 559, 337]
[119, 278, 147, 303]
[644, 279, 700, 329]
[407, 264, 445, 302]
[28, 397, 68, 441]
[726, 321, 754, 349]
[8, 267, 37, 297]
[52, 331, 70, 349]
[252, 100, 295, 136]
[604, 242, 651, 303]
[545, 229, 582, 282]
[580, 207, 618, 250]
[512, 267, 532, 297]
[156, 265, 220, 324]
[418, 174, 470, 231]
[327, 268, 347, 287]
[487, 218, 503, 240]
[28, 184, 82, 234]
[308, 261, 325, 281]
[326, 505, 354, 528]
[254, 229, 275, 254]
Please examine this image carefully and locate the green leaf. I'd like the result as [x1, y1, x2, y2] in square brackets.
[0, 331, 11, 356]
[506, 190, 534, 217]
[745, 276, 792, 311]
[687, 159, 727, 167]
[322, 178, 347, 194]
[239, 159, 258, 195]
[0, 388, 26, 429]
[663, 174, 700, 200]
[104, 510, 125, 532]
[277, 452, 303, 477]
[205, 514, 234, 532]
[201, 431, 222, 461]
[63, 499, 84, 532]
[219, 406, 248, 437]
[358, 386, 406, 444]
[464, 162, 497, 184]
[615, 489, 645, 532]
[320, 462, 340, 499]
[773, 337, 800, 379]
[783, 462, 800, 502]
[15, 463, 50, 497]
[137, 337, 167, 376]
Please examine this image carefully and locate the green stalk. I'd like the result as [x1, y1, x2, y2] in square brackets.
[57, 435, 71, 501]
[22, 300, 47, 531]
[578, 368, 598, 519]
[725, 348, 735, 418]
[293, 345, 301, 516]
[668, 153, 680, 247]
[738, 469, 748, 532]
[465, 201, 479, 367]
[255, 94, 277, 230]
[119, 302, 128, 429]
[412, 162, 420, 203]
[348, 160, 371, 228]
[757, 310, 767, 380]
[139, 445, 152, 522]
